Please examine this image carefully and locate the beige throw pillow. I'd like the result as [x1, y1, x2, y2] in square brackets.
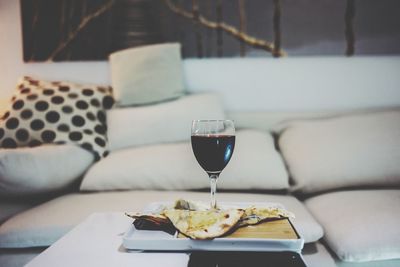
[279, 110, 400, 194]
[109, 43, 185, 106]
[81, 130, 289, 191]
[107, 93, 225, 151]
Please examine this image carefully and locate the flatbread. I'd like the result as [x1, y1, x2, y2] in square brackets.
[163, 209, 244, 239]
[125, 200, 296, 239]
[173, 199, 208, 211]
[238, 206, 295, 227]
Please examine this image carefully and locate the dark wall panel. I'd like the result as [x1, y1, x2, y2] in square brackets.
[20, 0, 400, 62]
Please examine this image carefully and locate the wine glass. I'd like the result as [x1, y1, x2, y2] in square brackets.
[191, 120, 235, 209]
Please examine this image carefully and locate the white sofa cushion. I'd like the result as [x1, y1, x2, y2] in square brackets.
[0, 247, 45, 267]
[279, 111, 400, 193]
[302, 242, 337, 267]
[0, 201, 36, 224]
[107, 93, 225, 150]
[305, 190, 400, 262]
[0, 145, 93, 196]
[81, 130, 289, 191]
[0, 191, 323, 248]
[109, 43, 185, 106]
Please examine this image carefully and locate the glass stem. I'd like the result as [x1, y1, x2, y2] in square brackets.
[209, 174, 219, 209]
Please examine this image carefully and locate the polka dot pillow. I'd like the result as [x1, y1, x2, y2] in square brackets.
[0, 76, 114, 160]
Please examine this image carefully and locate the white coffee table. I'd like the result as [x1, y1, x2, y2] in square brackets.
[25, 212, 189, 267]
[25, 212, 328, 267]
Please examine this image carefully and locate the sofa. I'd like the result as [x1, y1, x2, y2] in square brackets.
[0, 53, 400, 267]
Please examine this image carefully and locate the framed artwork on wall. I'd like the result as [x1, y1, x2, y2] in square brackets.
[20, 0, 400, 62]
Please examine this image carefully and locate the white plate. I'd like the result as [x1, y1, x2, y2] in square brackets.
[122, 202, 304, 252]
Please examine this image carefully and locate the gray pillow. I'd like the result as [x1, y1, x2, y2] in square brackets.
[0, 144, 94, 196]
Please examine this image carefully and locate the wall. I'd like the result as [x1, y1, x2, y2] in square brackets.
[0, 0, 110, 100]
[1, 1, 400, 113]
[17, 0, 400, 61]
[0, 0, 23, 99]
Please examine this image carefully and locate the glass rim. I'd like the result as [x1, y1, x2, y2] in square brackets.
[191, 119, 234, 122]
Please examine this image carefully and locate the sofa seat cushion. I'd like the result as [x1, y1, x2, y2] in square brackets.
[0, 201, 36, 224]
[0, 191, 323, 248]
[305, 190, 400, 262]
[335, 259, 400, 267]
[0, 145, 94, 197]
[302, 242, 337, 267]
[0, 248, 45, 267]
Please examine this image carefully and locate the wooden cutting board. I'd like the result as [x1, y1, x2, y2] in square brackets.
[178, 218, 299, 240]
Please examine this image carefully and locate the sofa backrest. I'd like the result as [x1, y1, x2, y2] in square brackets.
[6, 56, 400, 130]
[184, 57, 400, 112]
[183, 56, 400, 130]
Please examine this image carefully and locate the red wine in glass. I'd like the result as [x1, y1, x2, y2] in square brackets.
[191, 135, 235, 175]
[191, 120, 235, 209]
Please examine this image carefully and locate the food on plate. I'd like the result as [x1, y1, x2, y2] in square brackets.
[163, 208, 244, 239]
[173, 199, 208, 211]
[125, 212, 169, 225]
[238, 206, 295, 227]
[125, 199, 295, 240]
